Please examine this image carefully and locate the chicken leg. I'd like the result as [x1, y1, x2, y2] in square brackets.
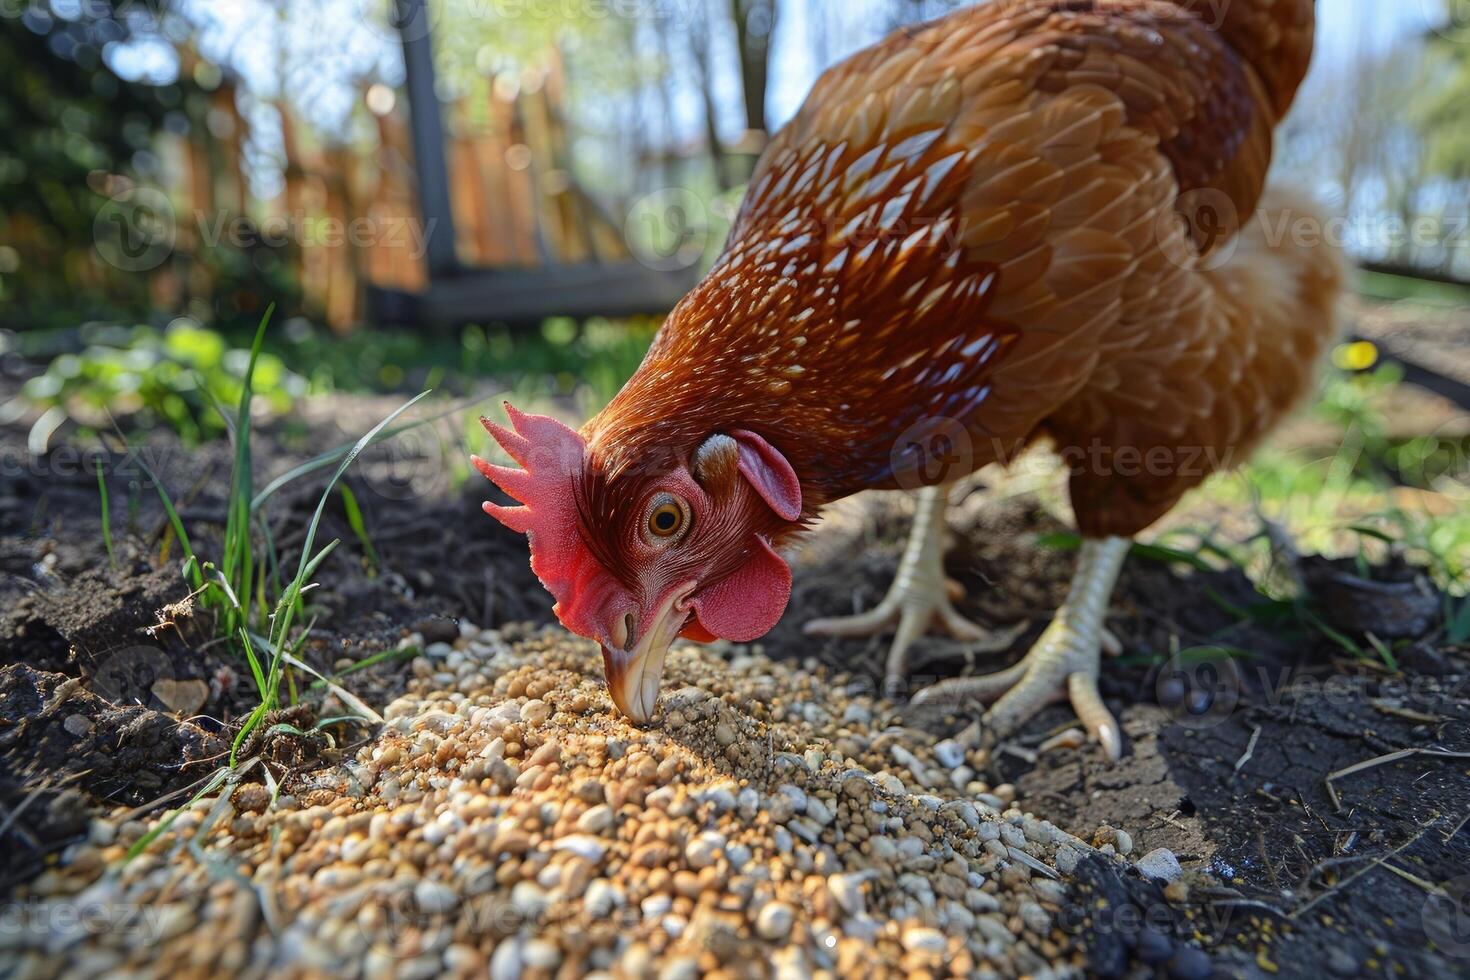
[911, 536, 1130, 760]
[803, 483, 1028, 694]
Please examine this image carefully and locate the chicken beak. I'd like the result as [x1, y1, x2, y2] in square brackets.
[600, 585, 695, 724]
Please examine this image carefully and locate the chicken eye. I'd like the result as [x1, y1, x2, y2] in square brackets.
[646, 496, 688, 540]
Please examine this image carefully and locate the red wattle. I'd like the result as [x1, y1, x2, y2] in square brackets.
[690, 535, 792, 642]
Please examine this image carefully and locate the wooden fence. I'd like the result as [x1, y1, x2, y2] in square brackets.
[156, 45, 637, 331]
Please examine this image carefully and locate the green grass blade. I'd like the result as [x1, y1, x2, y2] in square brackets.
[231, 391, 429, 763]
[123, 765, 233, 862]
[230, 703, 268, 765]
[1347, 524, 1396, 544]
[237, 627, 268, 700]
[1036, 531, 1211, 571]
[1034, 531, 1081, 551]
[127, 439, 203, 590]
[1302, 608, 1367, 660]
[249, 394, 475, 512]
[199, 380, 236, 441]
[266, 541, 338, 678]
[1364, 632, 1399, 672]
[339, 483, 379, 573]
[232, 540, 338, 762]
[96, 457, 115, 569]
[220, 306, 272, 630]
[1128, 542, 1213, 573]
[285, 391, 429, 588]
[308, 643, 418, 689]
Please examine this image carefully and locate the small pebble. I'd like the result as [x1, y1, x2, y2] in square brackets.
[577, 804, 614, 834]
[756, 902, 795, 940]
[413, 880, 457, 914]
[1165, 946, 1212, 980]
[901, 926, 946, 954]
[685, 831, 725, 869]
[933, 739, 965, 769]
[1136, 848, 1183, 883]
[1136, 927, 1173, 965]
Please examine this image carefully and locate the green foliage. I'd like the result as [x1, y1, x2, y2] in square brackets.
[1229, 365, 1469, 593]
[430, 0, 645, 95]
[1357, 269, 1470, 307]
[22, 320, 305, 446]
[92, 308, 436, 763]
[229, 389, 430, 763]
[1036, 364, 1466, 667]
[1420, 29, 1470, 181]
[0, 5, 190, 324]
[167, 314, 655, 415]
[1035, 531, 1213, 572]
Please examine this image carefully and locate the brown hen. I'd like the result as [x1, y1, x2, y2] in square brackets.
[474, 0, 1346, 759]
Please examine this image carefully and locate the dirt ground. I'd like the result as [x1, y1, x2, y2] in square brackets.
[2, 389, 1468, 977]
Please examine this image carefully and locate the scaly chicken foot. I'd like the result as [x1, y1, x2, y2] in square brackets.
[912, 536, 1131, 761]
[804, 483, 1028, 695]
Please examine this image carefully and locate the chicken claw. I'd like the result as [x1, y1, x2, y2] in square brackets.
[912, 536, 1131, 761]
[804, 483, 1028, 694]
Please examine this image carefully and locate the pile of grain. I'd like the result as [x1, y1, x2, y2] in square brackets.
[7, 625, 1136, 978]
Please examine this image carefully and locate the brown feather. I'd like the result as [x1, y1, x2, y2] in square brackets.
[583, 0, 1342, 539]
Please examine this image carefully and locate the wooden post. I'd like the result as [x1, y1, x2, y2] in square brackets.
[395, 0, 458, 279]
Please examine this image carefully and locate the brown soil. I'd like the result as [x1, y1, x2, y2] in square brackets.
[1, 394, 1467, 977]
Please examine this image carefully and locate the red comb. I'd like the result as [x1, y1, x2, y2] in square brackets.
[473, 403, 599, 627]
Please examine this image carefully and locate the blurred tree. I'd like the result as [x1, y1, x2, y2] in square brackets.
[0, 1, 188, 326]
[729, 0, 775, 136]
[1414, 12, 1470, 278]
[689, 9, 734, 191]
[1420, 32, 1470, 182]
[426, 0, 659, 201]
[1, 2, 307, 330]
